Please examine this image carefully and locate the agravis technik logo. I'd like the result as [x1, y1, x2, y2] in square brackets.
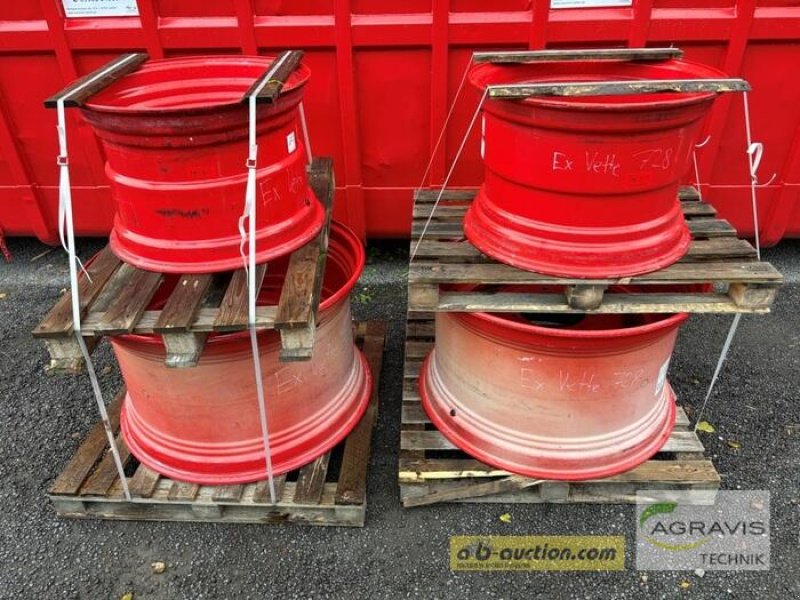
[636, 491, 770, 571]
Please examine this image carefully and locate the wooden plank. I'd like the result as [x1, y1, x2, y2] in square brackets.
[335, 322, 386, 505]
[34, 246, 121, 337]
[404, 340, 432, 359]
[243, 50, 304, 104]
[45, 53, 148, 107]
[49, 482, 365, 526]
[403, 475, 540, 507]
[154, 274, 213, 332]
[83, 305, 278, 334]
[399, 462, 720, 505]
[49, 391, 125, 496]
[252, 474, 288, 504]
[408, 260, 782, 286]
[128, 466, 160, 499]
[168, 482, 200, 502]
[211, 484, 245, 503]
[276, 158, 336, 360]
[275, 245, 322, 330]
[487, 78, 750, 99]
[154, 273, 215, 367]
[687, 218, 738, 238]
[213, 265, 267, 332]
[95, 269, 163, 334]
[472, 48, 683, 63]
[293, 454, 331, 505]
[400, 458, 509, 481]
[79, 435, 130, 497]
[43, 337, 99, 374]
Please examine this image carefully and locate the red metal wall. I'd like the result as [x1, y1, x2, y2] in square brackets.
[1, 1, 800, 244]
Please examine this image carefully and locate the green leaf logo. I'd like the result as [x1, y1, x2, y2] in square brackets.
[639, 501, 677, 529]
[640, 501, 710, 552]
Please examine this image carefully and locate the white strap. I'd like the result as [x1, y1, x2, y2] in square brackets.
[298, 101, 313, 165]
[240, 89, 277, 505]
[56, 99, 130, 501]
[410, 87, 489, 262]
[695, 91, 765, 430]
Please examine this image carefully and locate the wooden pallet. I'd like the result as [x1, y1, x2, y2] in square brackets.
[399, 315, 721, 508]
[48, 321, 385, 527]
[34, 158, 336, 373]
[409, 187, 782, 314]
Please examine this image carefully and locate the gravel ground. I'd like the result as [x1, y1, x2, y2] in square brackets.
[0, 236, 798, 600]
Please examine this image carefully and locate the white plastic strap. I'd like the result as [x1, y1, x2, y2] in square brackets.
[240, 85, 277, 505]
[410, 87, 489, 262]
[691, 135, 711, 202]
[416, 57, 473, 191]
[695, 92, 765, 430]
[298, 101, 313, 165]
[56, 99, 130, 500]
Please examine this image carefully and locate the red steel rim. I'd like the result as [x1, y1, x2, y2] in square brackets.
[84, 55, 311, 115]
[419, 351, 677, 481]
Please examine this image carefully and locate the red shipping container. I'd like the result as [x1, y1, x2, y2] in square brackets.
[0, 1, 798, 244]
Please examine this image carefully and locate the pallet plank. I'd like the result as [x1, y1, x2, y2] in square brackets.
[293, 454, 331, 505]
[79, 435, 130, 497]
[409, 260, 781, 286]
[96, 269, 163, 334]
[34, 246, 121, 338]
[211, 484, 245, 503]
[168, 482, 200, 502]
[154, 274, 213, 332]
[253, 474, 288, 504]
[276, 158, 336, 361]
[128, 466, 161, 499]
[403, 475, 540, 507]
[83, 305, 278, 334]
[213, 265, 267, 332]
[335, 322, 386, 505]
[50, 391, 125, 496]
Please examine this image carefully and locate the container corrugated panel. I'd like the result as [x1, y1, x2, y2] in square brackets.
[1, 1, 799, 244]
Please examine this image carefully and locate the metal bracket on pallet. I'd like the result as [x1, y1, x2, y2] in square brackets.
[473, 47, 684, 64]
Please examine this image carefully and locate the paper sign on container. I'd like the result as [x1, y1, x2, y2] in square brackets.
[62, 0, 139, 18]
[552, 1, 632, 8]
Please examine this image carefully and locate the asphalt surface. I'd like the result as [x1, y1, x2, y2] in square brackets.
[0, 236, 798, 600]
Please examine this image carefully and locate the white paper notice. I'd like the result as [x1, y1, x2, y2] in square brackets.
[552, 0, 632, 8]
[62, 0, 139, 18]
[287, 131, 297, 154]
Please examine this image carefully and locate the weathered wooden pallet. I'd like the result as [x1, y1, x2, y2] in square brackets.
[399, 315, 721, 508]
[34, 158, 336, 373]
[47, 321, 385, 527]
[409, 187, 782, 314]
